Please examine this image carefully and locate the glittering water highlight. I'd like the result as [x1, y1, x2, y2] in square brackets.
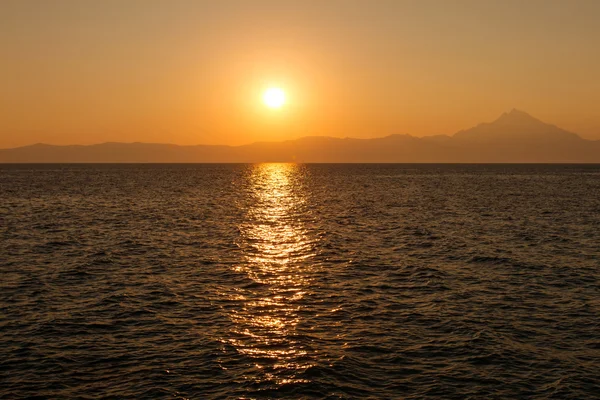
[1, 163, 599, 399]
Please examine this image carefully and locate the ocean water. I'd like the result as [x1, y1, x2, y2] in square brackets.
[1, 163, 599, 399]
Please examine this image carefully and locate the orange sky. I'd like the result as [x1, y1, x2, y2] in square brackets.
[1, 0, 599, 148]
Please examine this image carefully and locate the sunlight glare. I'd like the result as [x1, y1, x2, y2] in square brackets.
[263, 87, 286, 109]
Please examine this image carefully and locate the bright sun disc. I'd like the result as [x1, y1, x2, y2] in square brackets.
[263, 87, 286, 109]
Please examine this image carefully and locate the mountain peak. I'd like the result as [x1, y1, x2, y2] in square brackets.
[508, 108, 529, 116]
[453, 109, 581, 143]
[494, 109, 542, 125]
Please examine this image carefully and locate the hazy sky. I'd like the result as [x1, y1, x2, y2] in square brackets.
[1, 0, 599, 148]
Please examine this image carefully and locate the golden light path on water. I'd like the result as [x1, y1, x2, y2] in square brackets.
[229, 163, 319, 386]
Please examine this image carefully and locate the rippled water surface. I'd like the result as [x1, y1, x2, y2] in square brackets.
[1, 163, 600, 399]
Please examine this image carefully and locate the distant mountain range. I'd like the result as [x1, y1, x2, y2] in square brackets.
[2, 110, 599, 163]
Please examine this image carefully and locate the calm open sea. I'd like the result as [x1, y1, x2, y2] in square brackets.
[1, 164, 599, 399]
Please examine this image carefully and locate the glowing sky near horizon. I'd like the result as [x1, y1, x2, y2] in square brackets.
[1, 0, 599, 148]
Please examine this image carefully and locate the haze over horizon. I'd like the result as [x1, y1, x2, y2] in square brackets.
[2, 0, 600, 150]
[3, 109, 599, 163]
[1, 108, 595, 149]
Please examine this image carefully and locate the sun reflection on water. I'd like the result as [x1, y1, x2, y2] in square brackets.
[228, 163, 318, 386]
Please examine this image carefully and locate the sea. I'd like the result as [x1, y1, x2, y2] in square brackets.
[1, 163, 599, 399]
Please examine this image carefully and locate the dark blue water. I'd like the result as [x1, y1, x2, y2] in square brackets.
[1, 164, 599, 399]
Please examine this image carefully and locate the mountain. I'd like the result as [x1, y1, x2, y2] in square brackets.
[453, 109, 581, 144]
[1, 110, 599, 163]
[446, 109, 598, 162]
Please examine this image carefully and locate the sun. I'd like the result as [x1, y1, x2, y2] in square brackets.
[263, 87, 286, 109]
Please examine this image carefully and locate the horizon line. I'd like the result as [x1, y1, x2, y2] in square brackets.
[4, 109, 599, 150]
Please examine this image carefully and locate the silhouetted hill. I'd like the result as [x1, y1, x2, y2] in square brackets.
[454, 109, 580, 143]
[1, 111, 599, 162]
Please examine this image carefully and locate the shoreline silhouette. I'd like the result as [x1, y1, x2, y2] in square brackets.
[2, 111, 599, 163]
